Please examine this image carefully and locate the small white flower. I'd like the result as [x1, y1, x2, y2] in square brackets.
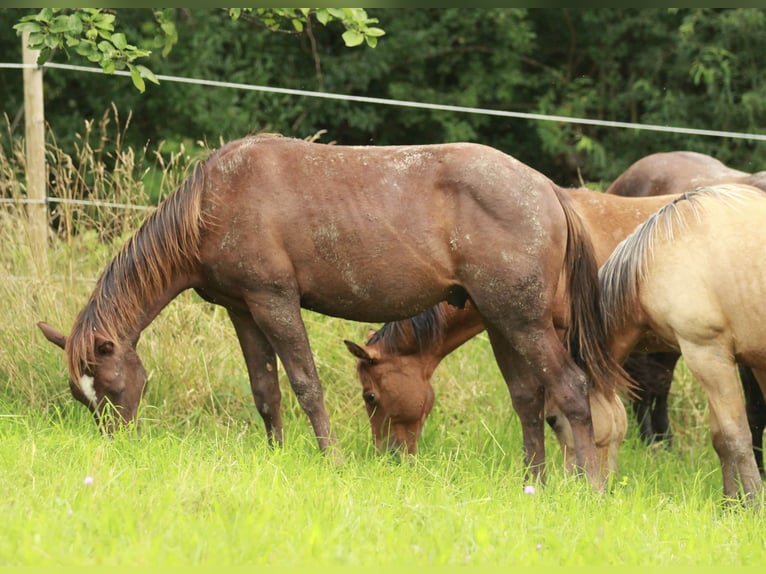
[524, 485, 536, 495]
[83, 476, 94, 485]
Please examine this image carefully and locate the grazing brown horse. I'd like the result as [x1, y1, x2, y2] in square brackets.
[345, 186, 679, 473]
[600, 184, 766, 500]
[346, 300, 628, 477]
[36, 135, 628, 488]
[606, 150, 766, 471]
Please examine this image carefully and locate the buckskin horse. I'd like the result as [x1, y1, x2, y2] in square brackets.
[600, 184, 766, 501]
[36, 135, 628, 489]
[345, 186, 680, 474]
[605, 150, 766, 472]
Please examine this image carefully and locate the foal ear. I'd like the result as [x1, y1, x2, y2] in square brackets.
[37, 321, 67, 350]
[343, 340, 378, 363]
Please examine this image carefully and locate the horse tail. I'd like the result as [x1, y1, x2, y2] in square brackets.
[552, 185, 634, 397]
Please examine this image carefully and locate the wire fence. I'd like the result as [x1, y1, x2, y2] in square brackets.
[3, 60, 766, 212]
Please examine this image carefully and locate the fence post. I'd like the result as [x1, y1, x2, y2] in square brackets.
[22, 31, 48, 274]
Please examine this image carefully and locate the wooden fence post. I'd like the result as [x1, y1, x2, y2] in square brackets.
[22, 31, 48, 274]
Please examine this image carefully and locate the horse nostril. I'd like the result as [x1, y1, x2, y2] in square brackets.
[545, 415, 559, 429]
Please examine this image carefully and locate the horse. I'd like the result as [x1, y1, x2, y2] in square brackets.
[346, 300, 628, 477]
[599, 183, 766, 500]
[36, 134, 629, 489]
[605, 150, 766, 471]
[345, 186, 680, 474]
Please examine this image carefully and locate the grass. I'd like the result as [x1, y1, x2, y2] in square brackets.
[2, 115, 765, 566]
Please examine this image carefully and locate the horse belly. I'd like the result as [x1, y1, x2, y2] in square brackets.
[295, 254, 458, 322]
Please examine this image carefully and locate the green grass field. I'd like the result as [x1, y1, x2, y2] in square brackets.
[2, 127, 765, 566]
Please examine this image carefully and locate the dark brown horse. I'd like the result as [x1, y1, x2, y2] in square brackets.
[600, 184, 766, 500]
[605, 150, 766, 471]
[345, 186, 679, 473]
[37, 135, 628, 489]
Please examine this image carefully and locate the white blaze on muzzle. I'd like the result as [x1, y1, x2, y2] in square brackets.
[78, 374, 98, 407]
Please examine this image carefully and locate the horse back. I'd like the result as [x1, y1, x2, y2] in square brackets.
[606, 151, 750, 198]
[603, 185, 766, 359]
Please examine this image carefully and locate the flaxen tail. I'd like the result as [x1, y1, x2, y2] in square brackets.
[552, 185, 635, 397]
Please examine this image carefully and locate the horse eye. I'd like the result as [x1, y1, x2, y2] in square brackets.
[363, 391, 377, 405]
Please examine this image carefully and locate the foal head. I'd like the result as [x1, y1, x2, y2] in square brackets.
[38, 321, 148, 433]
[344, 330, 437, 455]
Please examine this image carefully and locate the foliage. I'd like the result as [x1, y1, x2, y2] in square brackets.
[4, 8, 766, 192]
[13, 8, 159, 92]
[13, 7, 383, 92]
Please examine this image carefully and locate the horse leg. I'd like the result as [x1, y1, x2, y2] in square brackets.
[484, 325, 547, 483]
[679, 341, 762, 500]
[227, 309, 284, 447]
[624, 354, 655, 443]
[544, 399, 576, 473]
[602, 390, 627, 476]
[625, 352, 677, 446]
[742, 366, 766, 476]
[648, 352, 678, 446]
[488, 323, 602, 489]
[242, 292, 339, 459]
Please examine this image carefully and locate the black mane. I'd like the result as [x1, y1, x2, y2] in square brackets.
[367, 304, 448, 355]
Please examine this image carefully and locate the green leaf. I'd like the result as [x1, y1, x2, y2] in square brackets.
[92, 12, 115, 31]
[74, 41, 96, 58]
[36, 47, 51, 65]
[97, 40, 115, 59]
[135, 65, 159, 85]
[365, 27, 386, 37]
[43, 33, 60, 49]
[315, 8, 329, 25]
[111, 32, 127, 50]
[129, 65, 146, 93]
[291, 18, 304, 33]
[342, 29, 364, 48]
[27, 31, 44, 49]
[36, 8, 54, 23]
[13, 21, 42, 35]
[67, 14, 83, 35]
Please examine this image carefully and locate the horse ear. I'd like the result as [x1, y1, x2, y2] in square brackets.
[343, 340, 378, 363]
[37, 321, 66, 350]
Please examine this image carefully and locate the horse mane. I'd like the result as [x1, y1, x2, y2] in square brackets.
[367, 304, 448, 355]
[599, 184, 762, 340]
[66, 160, 209, 382]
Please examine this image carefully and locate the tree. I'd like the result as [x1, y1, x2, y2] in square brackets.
[5, 8, 766, 188]
[13, 8, 384, 92]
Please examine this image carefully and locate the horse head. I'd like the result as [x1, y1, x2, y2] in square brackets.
[344, 332, 435, 455]
[37, 321, 148, 434]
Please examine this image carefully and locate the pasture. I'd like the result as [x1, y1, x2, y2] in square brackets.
[1, 131, 765, 566]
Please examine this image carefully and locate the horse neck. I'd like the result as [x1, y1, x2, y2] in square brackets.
[435, 302, 486, 358]
[87, 267, 199, 346]
[376, 302, 484, 368]
[388, 305, 484, 380]
[568, 188, 682, 265]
